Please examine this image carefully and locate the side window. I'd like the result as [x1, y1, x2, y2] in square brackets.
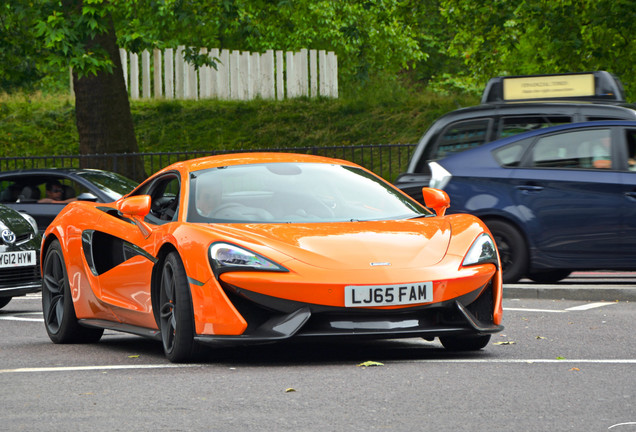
[492, 138, 532, 167]
[498, 116, 571, 139]
[0, 180, 21, 203]
[626, 129, 636, 171]
[433, 119, 490, 160]
[146, 175, 180, 223]
[530, 129, 612, 169]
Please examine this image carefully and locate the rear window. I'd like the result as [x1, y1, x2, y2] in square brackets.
[433, 119, 490, 160]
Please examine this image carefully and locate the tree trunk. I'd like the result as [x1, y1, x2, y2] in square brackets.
[72, 14, 146, 182]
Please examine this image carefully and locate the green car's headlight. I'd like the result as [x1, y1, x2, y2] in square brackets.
[209, 242, 287, 276]
[462, 233, 498, 267]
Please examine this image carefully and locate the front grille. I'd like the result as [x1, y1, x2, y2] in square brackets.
[0, 258, 41, 287]
[15, 233, 34, 245]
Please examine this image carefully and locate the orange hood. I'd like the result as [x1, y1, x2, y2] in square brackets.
[211, 219, 452, 270]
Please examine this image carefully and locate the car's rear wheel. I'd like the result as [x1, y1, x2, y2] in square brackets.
[527, 269, 572, 284]
[0, 297, 11, 309]
[42, 240, 104, 343]
[485, 220, 528, 284]
[439, 334, 491, 351]
[159, 252, 197, 363]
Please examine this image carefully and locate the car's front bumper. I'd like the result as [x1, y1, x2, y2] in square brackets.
[0, 281, 42, 298]
[194, 281, 503, 346]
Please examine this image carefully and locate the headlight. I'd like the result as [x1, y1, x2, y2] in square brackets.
[19, 212, 39, 235]
[462, 233, 498, 267]
[209, 242, 287, 276]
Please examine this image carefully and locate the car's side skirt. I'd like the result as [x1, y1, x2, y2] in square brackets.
[79, 319, 161, 340]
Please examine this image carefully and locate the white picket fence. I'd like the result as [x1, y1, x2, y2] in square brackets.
[114, 46, 338, 100]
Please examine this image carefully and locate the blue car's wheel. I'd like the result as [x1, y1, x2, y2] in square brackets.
[0, 297, 11, 309]
[486, 220, 528, 284]
[159, 252, 196, 363]
[528, 269, 571, 284]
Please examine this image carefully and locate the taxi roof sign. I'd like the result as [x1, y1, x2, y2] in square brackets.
[481, 71, 625, 104]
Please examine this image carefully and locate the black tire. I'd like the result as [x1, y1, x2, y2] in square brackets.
[42, 240, 103, 344]
[159, 252, 197, 363]
[485, 220, 528, 284]
[0, 297, 11, 309]
[439, 334, 491, 351]
[527, 269, 572, 284]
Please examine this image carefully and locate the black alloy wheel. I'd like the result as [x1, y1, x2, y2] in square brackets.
[159, 252, 196, 363]
[42, 240, 103, 343]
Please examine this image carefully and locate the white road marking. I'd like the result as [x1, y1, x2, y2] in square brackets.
[11, 293, 42, 299]
[399, 359, 636, 364]
[0, 359, 634, 374]
[0, 364, 196, 374]
[504, 302, 617, 313]
[0, 316, 43, 322]
[566, 302, 617, 311]
[609, 423, 636, 430]
[504, 307, 566, 313]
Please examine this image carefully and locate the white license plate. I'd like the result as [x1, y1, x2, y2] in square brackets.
[344, 282, 433, 307]
[0, 251, 37, 268]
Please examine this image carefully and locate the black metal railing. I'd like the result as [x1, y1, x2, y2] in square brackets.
[0, 144, 416, 182]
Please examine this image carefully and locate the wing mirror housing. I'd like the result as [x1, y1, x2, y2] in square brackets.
[77, 192, 98, 202]
[117, 195, 151, 217]
[421, 187, 450, 217]
[117, 195, 152, 237]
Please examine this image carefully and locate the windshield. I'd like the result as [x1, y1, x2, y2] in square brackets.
[76, 171, 138, 200]
[187, 163, 430, 223]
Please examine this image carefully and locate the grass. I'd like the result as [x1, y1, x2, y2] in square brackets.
[1, 90, 479, 158]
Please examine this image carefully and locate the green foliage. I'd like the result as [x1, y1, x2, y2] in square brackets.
[34, 0, 117, 77]
[0, 2, 46, 92]
[0, 93, 77, 156]
[2, 1, 636, 99]
[440, 0, 636, 98]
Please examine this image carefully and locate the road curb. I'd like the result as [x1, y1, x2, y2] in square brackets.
[504, 286, 636, 302]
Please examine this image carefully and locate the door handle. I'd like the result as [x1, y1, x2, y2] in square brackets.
[516, 185, 544, 193]
[625, 191, 636, 201]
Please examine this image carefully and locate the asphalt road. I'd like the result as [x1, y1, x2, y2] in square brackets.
[1, 276, 635, 432]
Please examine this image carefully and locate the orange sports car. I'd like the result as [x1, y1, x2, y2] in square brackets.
[41, 153, 503, 362]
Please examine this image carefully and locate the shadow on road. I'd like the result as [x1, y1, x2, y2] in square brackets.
[96, 334, 497, 366]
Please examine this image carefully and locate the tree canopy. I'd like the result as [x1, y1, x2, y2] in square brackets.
[439, 0, 636, 97]
[3, 0, 635, 97]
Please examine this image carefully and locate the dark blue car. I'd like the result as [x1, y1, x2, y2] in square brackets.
[425, 120, 636, 283]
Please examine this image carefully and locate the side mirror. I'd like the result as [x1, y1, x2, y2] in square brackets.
[422, 187, 450, 217]
[77, 192, 98, 202]
[117, 195, 151, 217]
[117, 195, 152, 238]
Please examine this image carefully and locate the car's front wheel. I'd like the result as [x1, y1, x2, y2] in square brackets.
[485, 220, 528, 284]
[42, 240, 103, 343]
[439, 334, 491, 351]
[0, 297, 11, 309]
[159, 252, 197, 363]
